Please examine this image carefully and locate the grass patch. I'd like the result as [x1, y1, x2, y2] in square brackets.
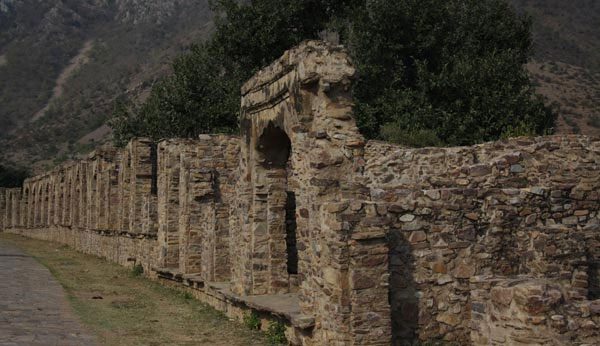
[0, 233, 267, 346]
[243, 311, 261, 331]
[266, 320, 287, 346]
[130, 263, 144, 277]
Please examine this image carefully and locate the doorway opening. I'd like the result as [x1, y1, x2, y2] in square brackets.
[257, 122, 299, 291]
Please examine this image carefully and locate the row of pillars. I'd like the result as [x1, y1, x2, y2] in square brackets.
[156, 136, 237, 283]
[0, 139, 156, 234]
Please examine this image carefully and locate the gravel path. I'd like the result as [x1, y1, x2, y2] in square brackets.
[0, 241, 97, 346]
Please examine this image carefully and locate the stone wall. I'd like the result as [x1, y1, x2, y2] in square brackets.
[155, 135, 239, 281]
[366, 136, 600, 345]
[233, 40, 390, 345]
[470, 276, 600, 346]
[1, 41, 599, 346]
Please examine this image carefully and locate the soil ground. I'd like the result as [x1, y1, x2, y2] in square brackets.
[0, 233, 268, 346]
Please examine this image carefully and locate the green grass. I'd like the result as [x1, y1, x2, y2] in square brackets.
[0, 233, 267, 346]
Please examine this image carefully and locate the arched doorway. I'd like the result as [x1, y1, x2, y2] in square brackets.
[256, 122, 299, 293]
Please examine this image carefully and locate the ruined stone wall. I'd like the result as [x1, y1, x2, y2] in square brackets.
[1, 141, 159, 269]
[0, 188, 5, 231]
[155, 135, 239, 281]
[366, 136, 600, 345]
[1, 41, 599, 346]
[234, 40, 391, 345]
[382, 187, 599, 344]
[365, 136, 599, 192]
[470, 277, 600, 346]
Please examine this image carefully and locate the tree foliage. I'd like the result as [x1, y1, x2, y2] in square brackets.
[0, 165, 29, 188]
[110, 44, 240, 145]
[110, 0, 555, 147]
[350, 0, 554, 146]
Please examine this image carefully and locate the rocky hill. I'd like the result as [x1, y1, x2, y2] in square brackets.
[0, 0, 213, 173]
[0, 0, 598, 173]
[510, 0, 600, 136]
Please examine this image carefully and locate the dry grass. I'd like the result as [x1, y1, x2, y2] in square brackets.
[0, 233, 267, 346]
[527, 60, 600, 137]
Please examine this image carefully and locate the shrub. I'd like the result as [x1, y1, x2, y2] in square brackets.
[588, 114, 600, 128]
[265, 320, 287, 346]
[243, 311, 261, 331]
[380, 124, 443, 148]
[131, 263, 144, 277]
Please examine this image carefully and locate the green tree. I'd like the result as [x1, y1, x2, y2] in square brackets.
[209, 0, 356, 76]
[111, 0, 353, 144]
[110, 44, 240, 143]
[111, 0, 555, 148]
[0, 165, 29, 188]
[349, 0, 554, 146]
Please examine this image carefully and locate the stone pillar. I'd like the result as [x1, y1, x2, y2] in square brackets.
[157, 141, 183, 269]
[213, 203, 231, 282]
[178, 148, 206, 275]
[178, 153, 190, 273]
[64, 168, 73, 227]
[47, 175, 55, 226]
[250, 165, 269, 294]
[108, 159, 120, 231]
[34, 183, 41, 227]
[36, 181, 42, 228]
[118, 151, 130, 232]
[315, 202, 391, 345]
[69, 167, 78, 228]
[128, 139, 156, 234]
[40, 180, 47, 227]
[97, 162, 109, 230]
[23, 183, 31, 228]
[62, 170, 70, 226]
[78, 162, 88, 229]
[266, 169, 290, 293]
[31, 184, 36, 227]
[71, 168, 80, 227]
[2, 189, 8, 230]
[87, 161, 97, 229]
[12, 189, 22, 228]
[0, 188, 5, 231]
[22, 184, 29, 228]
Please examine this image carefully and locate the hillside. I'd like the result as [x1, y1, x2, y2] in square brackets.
[0, 0, 213, 173]
[511, 0, 600, 136]
[0, 0, 599, 173]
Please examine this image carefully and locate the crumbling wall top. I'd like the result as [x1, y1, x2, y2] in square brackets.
[241, 40, 354, 96]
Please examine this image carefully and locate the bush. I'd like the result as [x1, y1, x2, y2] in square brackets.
[500, 122, 538, 139]
[243, 311, 261, 331]
[131, 263, 144, 277]
[588, 114, 600, 128]
[380, 124, 443, 147]
[265, 320, 287, 346]
[350, 0, 555, 145]
[0, 165, 29, 187]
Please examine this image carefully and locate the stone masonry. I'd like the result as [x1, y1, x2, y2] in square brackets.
[1, 41, 599, 345]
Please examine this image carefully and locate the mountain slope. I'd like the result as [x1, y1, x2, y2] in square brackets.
[510, 0, 600, 136]
[0, 0, 599, 173]
[0, 0, 213, 172]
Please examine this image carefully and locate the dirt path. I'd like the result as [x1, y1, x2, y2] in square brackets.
[0, 234, 268, 346]
[0, 241, 97, 346]
[31, 40, 94, 122]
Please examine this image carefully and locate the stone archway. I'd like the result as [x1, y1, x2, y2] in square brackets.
[255, 122, 299, 292]
[232, 41, 369, 301]
[227, 41, 392, 345]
